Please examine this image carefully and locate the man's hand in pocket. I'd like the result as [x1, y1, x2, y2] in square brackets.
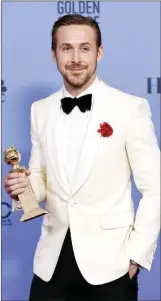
[129, 261, 139, 279]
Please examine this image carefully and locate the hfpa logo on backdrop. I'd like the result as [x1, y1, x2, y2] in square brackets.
[1, 79, 7, 102]
[146, 77, 161, 94]
[2, 202, 12, 226]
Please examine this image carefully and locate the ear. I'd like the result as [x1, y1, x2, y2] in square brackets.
[51, 50, 57, 63]
[97, 45, 103, 63]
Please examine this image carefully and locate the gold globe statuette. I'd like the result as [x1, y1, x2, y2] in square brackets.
[4, 146, 48, 222]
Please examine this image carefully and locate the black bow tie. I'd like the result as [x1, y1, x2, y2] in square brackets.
[61, 94, 92, 114]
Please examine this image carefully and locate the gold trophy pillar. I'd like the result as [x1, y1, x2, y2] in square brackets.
[4, 146, 48, 222]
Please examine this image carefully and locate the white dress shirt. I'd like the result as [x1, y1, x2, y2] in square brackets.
[60, 77, 100, 190]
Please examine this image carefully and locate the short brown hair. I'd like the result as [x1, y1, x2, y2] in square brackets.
[51, 14, 102, 51]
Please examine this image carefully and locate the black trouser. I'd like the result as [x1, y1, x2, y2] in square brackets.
[29, 228, 139, 301]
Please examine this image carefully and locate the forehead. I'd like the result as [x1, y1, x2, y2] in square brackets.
[56, 25, 96, 45]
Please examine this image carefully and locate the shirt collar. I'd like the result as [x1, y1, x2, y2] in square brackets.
[62, 76, 100, 99]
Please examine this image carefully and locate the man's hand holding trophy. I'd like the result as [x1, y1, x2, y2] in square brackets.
[4, 146, 48, 222]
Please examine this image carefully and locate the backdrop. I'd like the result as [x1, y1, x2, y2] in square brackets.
[2, 1, 160, 300]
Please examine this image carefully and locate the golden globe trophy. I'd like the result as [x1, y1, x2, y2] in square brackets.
[4, 146, 48, 222]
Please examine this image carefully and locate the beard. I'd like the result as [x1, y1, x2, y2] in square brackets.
[57, 61, 97, 88]
[64, 71, 91, 88]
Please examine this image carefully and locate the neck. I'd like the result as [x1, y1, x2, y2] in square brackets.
[64, 73, 97, 97]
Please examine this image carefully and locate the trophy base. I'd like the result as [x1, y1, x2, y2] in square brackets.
[20, 207, 48, 222]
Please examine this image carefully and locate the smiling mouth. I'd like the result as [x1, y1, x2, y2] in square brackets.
[69, 68, 85, 72]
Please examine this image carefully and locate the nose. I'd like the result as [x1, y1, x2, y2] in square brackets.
[71, 49, 81, 63]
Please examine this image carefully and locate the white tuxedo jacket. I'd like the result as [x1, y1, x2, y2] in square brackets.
[14, 80, 160, 284]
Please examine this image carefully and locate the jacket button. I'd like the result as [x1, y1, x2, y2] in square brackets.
[69, 200, 77, 207]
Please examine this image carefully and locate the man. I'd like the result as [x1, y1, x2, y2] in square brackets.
[4, 14, 160, 300]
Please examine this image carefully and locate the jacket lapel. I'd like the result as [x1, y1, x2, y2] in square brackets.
[71, 80, 111, 195]
[46, 89, 70, 196]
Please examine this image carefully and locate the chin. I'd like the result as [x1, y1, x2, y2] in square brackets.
[65, 75, 90, 88]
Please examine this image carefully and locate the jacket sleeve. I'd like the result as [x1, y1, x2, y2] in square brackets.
[125, 98, 160, 270]
[12, 102, 47, 211]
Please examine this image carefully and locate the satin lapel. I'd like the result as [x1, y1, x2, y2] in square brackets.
[46, 90, 70, 196]
[71, 80, 110, 195]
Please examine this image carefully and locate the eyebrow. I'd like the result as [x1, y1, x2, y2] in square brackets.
[59, 42, 92, 48]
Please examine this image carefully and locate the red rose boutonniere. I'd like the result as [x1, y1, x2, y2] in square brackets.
[97, 122, 113, 137]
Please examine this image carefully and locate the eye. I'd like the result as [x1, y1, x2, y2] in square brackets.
[62, 46, 71, 52]
[81, 47, 90, 52]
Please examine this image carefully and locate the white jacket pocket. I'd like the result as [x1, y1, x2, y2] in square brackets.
[100, 211, 134, 230]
